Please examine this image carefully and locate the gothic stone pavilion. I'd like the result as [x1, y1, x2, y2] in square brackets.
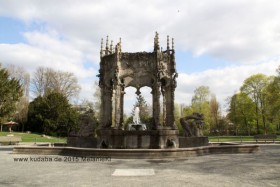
[97, 32, 179, 148]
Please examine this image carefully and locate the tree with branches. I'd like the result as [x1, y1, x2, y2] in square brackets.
[31, 67, 81, 100]
[0, 65, 23, 130]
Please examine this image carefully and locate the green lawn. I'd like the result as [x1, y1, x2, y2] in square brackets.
[0, 132, 66, 143]
[1, 132, 279, 144]
[209, 136, 280, 142]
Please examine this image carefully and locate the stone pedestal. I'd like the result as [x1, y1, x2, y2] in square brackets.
[67, 137, 98, 148]
[179, 137, 209, 148]
[97, 129, 179, 149]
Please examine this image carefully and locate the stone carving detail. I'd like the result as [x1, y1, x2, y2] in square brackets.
[69, 110, 98, 137]
[98, 32, 177, 130]
[180, 113, 205, 137]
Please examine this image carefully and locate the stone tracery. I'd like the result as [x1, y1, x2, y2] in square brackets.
[98, 32, 177, 130]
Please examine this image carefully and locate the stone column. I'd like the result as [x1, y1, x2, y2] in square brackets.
[114, 85, 122, 129]
[152, 81, 161, 129]
[165, 87, 172, 127]
[162, 90, 166, 126]
[102, 87, 113, 129]
[119, 88, 125, 129]
[170, 83, 177, 129]
[165, 84, 177, 129]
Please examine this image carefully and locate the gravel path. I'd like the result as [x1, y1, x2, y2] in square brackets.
[0, 145, 279, 187]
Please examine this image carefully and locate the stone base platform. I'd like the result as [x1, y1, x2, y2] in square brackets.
[179, 137, 209, 148]
[97, 129, 179, 149]
[13, 144, 260, 159]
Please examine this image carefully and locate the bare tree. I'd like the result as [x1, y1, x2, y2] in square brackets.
[7, 64, 30, 99]
[31, 67, 81, 99]
[32, 67, 46, 97]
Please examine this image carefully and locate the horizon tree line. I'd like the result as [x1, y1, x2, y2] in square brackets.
[0, 63, 279, 136]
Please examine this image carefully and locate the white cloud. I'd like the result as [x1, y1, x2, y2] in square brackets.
[1, 0, 279, 61]
[0, 0, 280, 113]
[0, 31, 97, 101]
[0, 38, 95, 79]
[175, 58, 280, 113]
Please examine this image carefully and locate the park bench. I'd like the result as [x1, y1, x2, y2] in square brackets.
[0, 136, 22, 145]
[254, 134, 277, 143]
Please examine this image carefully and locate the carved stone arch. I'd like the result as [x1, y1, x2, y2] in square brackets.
[98, 34, 177, 130]
[120, 73, 156, 89]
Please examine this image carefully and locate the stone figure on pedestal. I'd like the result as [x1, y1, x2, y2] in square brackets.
[180, 113, 205, 137]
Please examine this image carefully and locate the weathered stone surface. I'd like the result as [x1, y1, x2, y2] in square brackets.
[69, 112, 98, 137]
[12, 144, 260, 158]
[179, 137, 209, 148]
[180, 113, 205, 137]
[68, 110, 99, 148]
[97, 129, 179, 149]
[67, 137, 98, 148]
[98, 32, 177, 130]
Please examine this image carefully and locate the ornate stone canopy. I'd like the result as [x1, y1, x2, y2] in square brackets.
[98, 32, 177, 130]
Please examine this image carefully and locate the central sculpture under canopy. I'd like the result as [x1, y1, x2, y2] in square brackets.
[98, 32, 178, 130]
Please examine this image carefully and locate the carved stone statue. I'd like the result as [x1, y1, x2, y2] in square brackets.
[180, 113, 205, 137]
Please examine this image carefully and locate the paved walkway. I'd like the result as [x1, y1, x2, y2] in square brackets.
[0, 145, 279, 187]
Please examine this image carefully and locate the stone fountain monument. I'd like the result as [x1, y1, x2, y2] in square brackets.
[97, 32, 179, 148]
[14, 33, 259, 157]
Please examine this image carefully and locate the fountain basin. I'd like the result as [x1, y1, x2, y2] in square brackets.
[13, 143, 259, 159]
[97, 129, 179, 149]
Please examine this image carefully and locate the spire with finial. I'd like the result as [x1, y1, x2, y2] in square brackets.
[154, 31, 160, 51]
[110, 40, 113, 53]
[105, 35, 109, 55]
[172, 38, 174, 51]
[167, 35, 170, 51]
[119, 37, 122, 53]
[100, 38, 104, 57]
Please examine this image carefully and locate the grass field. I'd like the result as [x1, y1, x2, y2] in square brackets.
[0, 132, 66, 143]
[209, 136, 280, 142]
[1, 132, 279, 143]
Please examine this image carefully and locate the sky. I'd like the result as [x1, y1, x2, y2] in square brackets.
[0, 0, 279, 115]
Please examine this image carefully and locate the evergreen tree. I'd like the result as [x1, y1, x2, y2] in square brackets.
[0, 65, 23, 124]
[27, 92, 79, 136]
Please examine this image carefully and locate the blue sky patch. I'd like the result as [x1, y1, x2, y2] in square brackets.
[176, 50, 230, 74]
[0, 17, 25, 44]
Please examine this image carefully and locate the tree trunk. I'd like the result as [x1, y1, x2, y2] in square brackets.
[262, 113, 267, 134]
[260, 97, 267, 134]
[255, 104, 260, 134]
